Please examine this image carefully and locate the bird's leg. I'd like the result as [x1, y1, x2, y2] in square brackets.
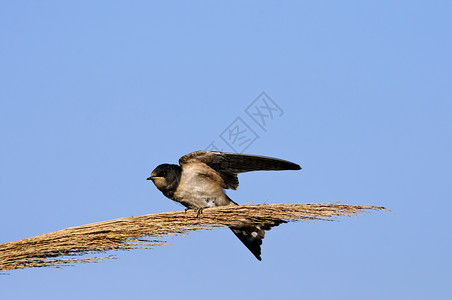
[184, 207, 202, 216]
[195, 207, 205, 218]
[184, 206, 207, 217]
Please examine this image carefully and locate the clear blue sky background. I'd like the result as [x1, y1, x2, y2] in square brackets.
[1, 1, 451, 299]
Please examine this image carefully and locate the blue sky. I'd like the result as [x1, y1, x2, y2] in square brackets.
[1, 1, 451, 299]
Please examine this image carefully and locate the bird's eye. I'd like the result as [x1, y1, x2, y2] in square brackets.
[160, 171, 167, 177]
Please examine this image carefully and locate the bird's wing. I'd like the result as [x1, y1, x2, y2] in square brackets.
[179, 151, 301, 190]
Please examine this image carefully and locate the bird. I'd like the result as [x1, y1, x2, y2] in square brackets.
[147, 150, 301, 260]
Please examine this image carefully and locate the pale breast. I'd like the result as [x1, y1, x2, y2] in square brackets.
[173, 163, 230, 209]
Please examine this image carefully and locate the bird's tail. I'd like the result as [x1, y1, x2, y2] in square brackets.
[229, 222, 284, 261]
[227, 197, 286, 261]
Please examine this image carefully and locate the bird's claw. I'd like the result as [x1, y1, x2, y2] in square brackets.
[195, 207, 204, 218]
[184, 207, 206, 217]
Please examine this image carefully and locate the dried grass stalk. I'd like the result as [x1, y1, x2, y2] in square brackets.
[0, 203, 387, 271]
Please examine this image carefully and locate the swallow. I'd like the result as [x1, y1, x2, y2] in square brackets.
[147, 150, 301, 260]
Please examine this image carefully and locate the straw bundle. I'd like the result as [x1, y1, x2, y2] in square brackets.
[0, 203, 387, 271]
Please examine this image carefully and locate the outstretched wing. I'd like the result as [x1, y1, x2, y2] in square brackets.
[179, 151, 301, 190]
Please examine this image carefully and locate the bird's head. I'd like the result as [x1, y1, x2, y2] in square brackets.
[147, 164, 181, 196]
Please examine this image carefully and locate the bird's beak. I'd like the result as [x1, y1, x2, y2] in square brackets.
[146, 176, 154, 181]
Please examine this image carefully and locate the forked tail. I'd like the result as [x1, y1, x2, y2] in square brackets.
[229, 220, 286, 261]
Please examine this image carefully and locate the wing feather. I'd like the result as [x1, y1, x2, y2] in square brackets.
[179, 151, 301, 190]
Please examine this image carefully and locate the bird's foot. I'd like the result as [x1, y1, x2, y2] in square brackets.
[195, 207, 205, 218]
[184, 207, 205, 217]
